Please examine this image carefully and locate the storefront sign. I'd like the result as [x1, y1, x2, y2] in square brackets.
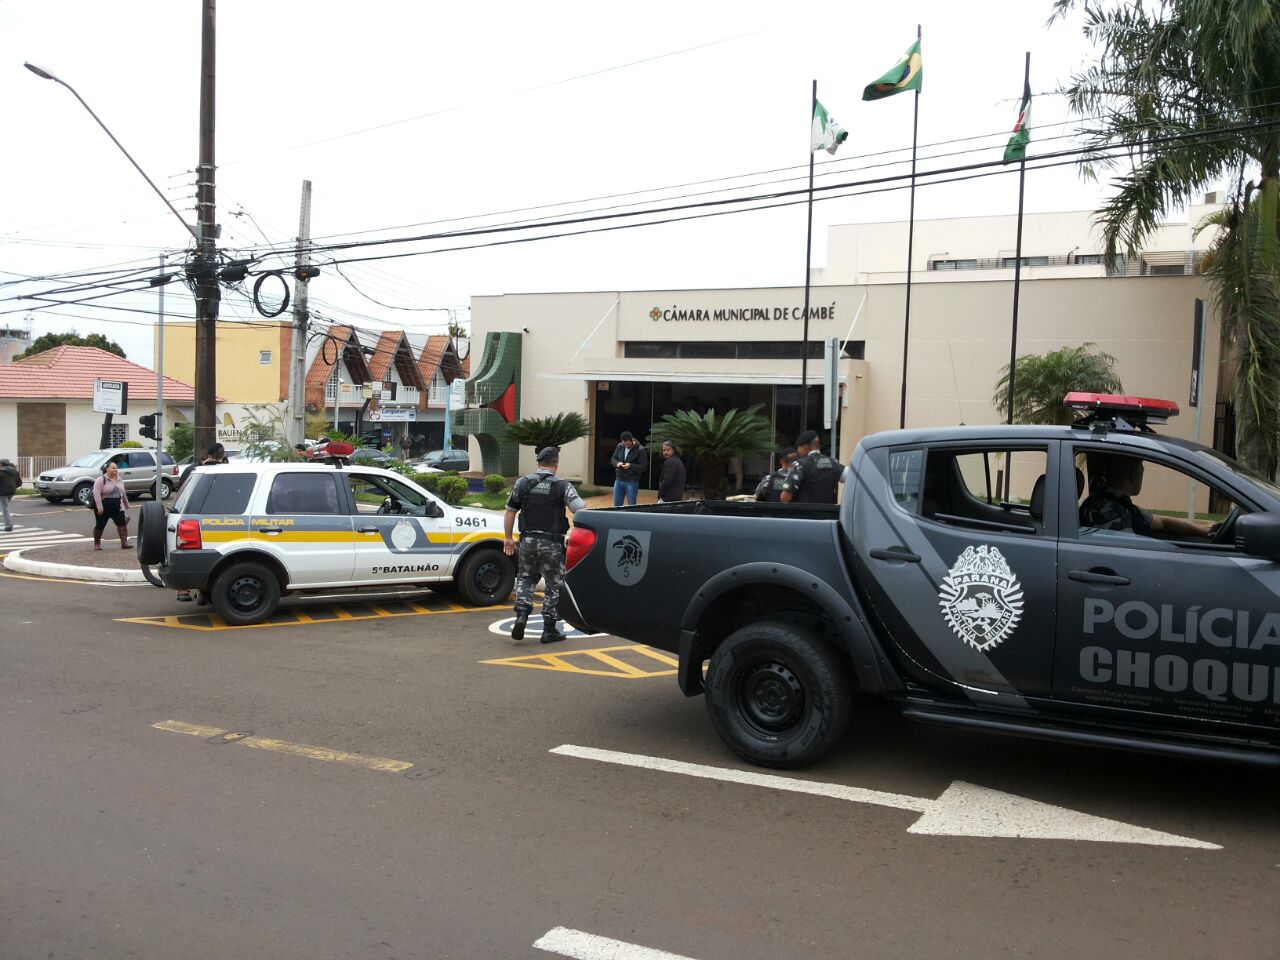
[369, 408, 414, 422]
[648, 303, 839, 323]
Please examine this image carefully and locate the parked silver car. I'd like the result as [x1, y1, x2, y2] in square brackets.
[35, 448, 180, 505]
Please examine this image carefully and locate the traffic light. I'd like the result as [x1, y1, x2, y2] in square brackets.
[139, 413, 158, 441]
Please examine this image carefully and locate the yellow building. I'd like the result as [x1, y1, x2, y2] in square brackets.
[157, 321, 292, 405]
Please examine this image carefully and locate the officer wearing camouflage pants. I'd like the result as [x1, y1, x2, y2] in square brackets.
[503, 446, 587, 643]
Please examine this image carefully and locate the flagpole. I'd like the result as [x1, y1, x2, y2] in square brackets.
[1006, 50, 1030, 426]
[898, 23, 921, 430]
[801, 78, 817, 432]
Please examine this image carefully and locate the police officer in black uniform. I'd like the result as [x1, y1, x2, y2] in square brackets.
[754, 448, 799, 502]
[503, 447, 587, 642]
[780, 430, 844, 504]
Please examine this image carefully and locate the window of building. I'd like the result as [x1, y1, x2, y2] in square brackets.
[1147, 263, 1185, 276]
[428, 372, 447, 404]
[108, 423, 129, 447]
[678, 342, 738, 360]
[1000, 255, 1050, 268]
[1074, 253, 1106, 265]
[930, 259, 978, 270]
[258, 350, 272, 365]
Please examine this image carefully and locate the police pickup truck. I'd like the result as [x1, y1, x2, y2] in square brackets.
[137, 442, 513, 626]
[561, 395, 1280, 768]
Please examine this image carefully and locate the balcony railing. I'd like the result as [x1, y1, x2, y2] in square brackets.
[381, 386, 419, 407]
[926, 250, 1206, 276]
[323, 383, 365, 405]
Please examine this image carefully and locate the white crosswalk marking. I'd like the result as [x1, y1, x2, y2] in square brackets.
[0, 525, 93, 554]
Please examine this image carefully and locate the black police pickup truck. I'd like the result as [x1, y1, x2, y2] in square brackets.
[560, 395, 1280, 768]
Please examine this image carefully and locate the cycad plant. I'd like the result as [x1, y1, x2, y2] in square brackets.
[646, 404, 775, 500]
[993, 343, 1123, 425]
[504, 412, 589, 452]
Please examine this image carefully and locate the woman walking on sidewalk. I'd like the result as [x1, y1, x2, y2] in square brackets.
[91, 461, 132, 550]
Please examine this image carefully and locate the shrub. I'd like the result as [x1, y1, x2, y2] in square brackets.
[118, 439, 142, 448]
[437, 475, 468, 505]
[483, 473, 506, 494]
[167, 422, 194, 462]
[416, 472, 442, 493]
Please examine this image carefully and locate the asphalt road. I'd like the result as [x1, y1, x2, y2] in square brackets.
[2, 495, 1279, 960]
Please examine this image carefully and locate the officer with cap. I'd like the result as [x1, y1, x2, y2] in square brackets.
[503, 446, 587, 642]
[754, 447, 799, 502]
[780, 430, 844, 504]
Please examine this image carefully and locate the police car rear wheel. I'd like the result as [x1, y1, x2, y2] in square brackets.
[704, 622, 852, 769]
[137, 501, 167, 565]
[211, 561, 281, 626]
[456, 550, 514, 606]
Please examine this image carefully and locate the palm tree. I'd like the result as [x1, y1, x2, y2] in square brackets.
[1050, 0, 1280, 468]
[993, 343, 1122, 425]
[646, 405, 775, 500]
[504, 412, 589, 452]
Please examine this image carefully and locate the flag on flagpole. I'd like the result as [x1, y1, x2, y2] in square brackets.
[1003, 75, 1032, 163]
[811, 100, 848, 155]
[862, 37, 923, 101]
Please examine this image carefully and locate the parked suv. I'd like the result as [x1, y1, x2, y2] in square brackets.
[137, 448, 515, 626]
[36, 448, 180, 505]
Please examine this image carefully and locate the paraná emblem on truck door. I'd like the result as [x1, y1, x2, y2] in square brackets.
[938, 545, 1024, 652]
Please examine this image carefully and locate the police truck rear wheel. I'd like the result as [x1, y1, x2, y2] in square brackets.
[704, 622, 852, 769]
[211, 561, 281, 626]
[456, 550, 514, 605]
[137, 501, 167, 565]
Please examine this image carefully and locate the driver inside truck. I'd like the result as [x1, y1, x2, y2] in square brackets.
[1079, 452, 1216, 539]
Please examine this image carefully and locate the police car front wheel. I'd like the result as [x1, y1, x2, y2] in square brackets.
[211, 561, 282, 626]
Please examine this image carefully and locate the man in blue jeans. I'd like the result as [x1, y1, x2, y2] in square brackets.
[610, 431, 647, 506]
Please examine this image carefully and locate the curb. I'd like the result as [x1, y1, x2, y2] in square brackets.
[3, 549, 148, 583]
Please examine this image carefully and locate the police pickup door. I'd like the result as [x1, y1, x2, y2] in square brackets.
[561, 410, 1280, 769]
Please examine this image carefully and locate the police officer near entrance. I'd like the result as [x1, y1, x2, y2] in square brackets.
[780, 430, 844, 504]
[754, 447, 799, 502]
[503, 446, 587, 643]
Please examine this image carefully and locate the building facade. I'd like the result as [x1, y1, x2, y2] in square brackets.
[461, 206, 1225, 497]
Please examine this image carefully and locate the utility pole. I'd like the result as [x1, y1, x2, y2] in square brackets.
[192, 0, 219, 455]
[287, 180, 313, 447]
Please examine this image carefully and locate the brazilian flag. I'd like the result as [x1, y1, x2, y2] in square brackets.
[863, 37, 923, 101]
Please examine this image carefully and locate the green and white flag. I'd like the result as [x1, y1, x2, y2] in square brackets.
[812, 100, 848, 155]
[1004, 75, 1031, 163]
[862, 37, 923, 101]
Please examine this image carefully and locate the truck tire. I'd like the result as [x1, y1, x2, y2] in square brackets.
[455, 549, 514, 606]
[137, 501, 167, 565]
[704, 622, 852, 769]
[210, 561, 281, 626]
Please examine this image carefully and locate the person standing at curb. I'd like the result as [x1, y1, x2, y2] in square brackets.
[657, 441, 685, 503]
[503, 446, 586, 643]
[610, 431, 647, 506]
[0, 456, 20, 532]
[92, 461, 132, 550]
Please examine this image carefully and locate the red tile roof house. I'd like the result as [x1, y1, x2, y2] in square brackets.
[0, 345, 200, 477]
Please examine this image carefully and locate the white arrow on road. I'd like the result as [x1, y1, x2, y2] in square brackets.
[550, 744, 1220, 849]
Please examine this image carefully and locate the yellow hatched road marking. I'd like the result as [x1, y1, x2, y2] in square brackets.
[116, 598, 504, 631]
[482, 644, 679, 679]
[152, 720, 413, 773]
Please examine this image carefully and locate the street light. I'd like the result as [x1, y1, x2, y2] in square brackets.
[23, 62, 198, 242]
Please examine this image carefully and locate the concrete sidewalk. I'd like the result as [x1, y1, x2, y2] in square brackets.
[3, 541, 147, 582]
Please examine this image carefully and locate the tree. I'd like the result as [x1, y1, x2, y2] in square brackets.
[993, 343, 1123, 425]
[15, 331, 126, 360]
[167, 422, 194, 463]
[504, 412, 589, 451]
[645, 405, 775, 500]
[1051, 0, 1280, 469]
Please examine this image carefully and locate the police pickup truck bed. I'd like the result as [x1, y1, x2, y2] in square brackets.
[561, 396, 1280, 768]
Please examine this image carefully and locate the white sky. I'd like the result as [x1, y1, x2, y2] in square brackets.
[0, 0, 1181, 368]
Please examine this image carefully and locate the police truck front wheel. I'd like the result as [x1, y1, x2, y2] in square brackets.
[704, 622, 852, 769]
[456, 550, 514, 606]
[210, 561, 281, 626]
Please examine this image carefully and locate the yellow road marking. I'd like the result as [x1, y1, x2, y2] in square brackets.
[116, 597, 504, 631]
[482, 644, 679, 679]
[152, 720, 413, 773]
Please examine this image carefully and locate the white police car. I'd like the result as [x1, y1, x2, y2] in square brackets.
[137, 442, 513, 625]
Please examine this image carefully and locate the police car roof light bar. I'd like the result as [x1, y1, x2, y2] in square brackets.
[1065, 392, 1179, 433]
[319, 440, 354, 467]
